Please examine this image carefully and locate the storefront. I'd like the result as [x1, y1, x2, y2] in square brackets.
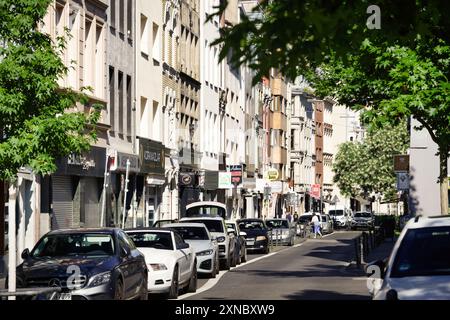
[108, 150, 140, 228]
[51, 146, 107, 229]
[179, 171, 200, 217]
[139, 138, 165, 227]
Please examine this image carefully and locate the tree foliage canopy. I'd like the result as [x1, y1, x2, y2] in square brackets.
[333, 121, 409, 200]
[0, 0, 100, 180]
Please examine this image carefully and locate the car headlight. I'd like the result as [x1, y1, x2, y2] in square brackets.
[256, 236, 266, 241]
[216, 236, 226, 243]
[197, 249, 214, 256]
[149, 264, 168, 271]
[88, 271, 111, 288]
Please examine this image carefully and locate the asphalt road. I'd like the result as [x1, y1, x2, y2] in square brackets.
[183, 231, 370, 300]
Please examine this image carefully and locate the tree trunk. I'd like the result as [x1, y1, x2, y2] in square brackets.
[439, 147, 449, 215]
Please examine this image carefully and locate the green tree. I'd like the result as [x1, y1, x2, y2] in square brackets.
[212, 0, 450, 214]
[0, 0, 101, 181]
[333, 121, 409, 202]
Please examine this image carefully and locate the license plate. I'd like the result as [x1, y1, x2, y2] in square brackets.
[246, 241, 255, 246]
[58, 293, 72, 300]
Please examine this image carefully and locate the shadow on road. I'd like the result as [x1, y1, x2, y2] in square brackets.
[283, 289, 370, 300]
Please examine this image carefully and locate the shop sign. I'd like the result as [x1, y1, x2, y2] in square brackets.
[218, 172, 232, 189]
[266, 168, 279, 181]
[179, 172, 196, 186]
[139, 138, 165, 175]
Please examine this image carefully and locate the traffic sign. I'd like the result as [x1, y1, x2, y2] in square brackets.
[396, 172, 409, 190]
[331, 195, 340, 204]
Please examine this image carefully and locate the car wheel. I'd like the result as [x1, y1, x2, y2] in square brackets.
[187, 266, 197, 293]
[222, 255, 231, 270]
[114, 278, 124, 300]
[230, 251, 237, 267]
[168, 266, 179, 299]
[140, 272, 148, 300]
[264, 246, 270, 254]
[241, 247, 247, 263]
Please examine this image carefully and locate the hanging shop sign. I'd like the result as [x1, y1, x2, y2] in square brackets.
[228, 164, 243, 185]
[139, 138, 165, 175]
[266, 168, 279, 181]
[179, 172, 196, 186]
[310, 184, 321, 199]
[218, 172, 232, 189]
[109, 150, 140, 173]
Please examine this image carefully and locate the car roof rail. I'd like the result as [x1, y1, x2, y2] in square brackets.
[414, 214, 422, 223]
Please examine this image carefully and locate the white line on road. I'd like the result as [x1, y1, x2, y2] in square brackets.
[178, 242, 307, 300]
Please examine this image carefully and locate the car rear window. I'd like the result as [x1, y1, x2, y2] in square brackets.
[126, 232, 173, 250]
[391, 226, 450, 277]
[188, 220, 224, 233]
[170, 226, 209, 240]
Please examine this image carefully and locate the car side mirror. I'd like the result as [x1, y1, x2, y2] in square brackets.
[120, 246, 130, 258]
[365, 259, 386, 279]
[239, 231, 247, 237]
[177, 243, 189, 250]
[21, 249, 30, 260]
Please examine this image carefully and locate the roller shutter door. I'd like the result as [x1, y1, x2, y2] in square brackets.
[52, 176, 73, 230]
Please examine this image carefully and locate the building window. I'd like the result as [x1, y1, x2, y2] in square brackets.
[152, 23, 160, 61]
[127, 0, 133, 38]
[118, 71, 124, 134]
[109, 66, 115, 131]
[84, 17, 94, 89]
[126, 75, 132, 137]
[119, 0, 124, 34]
[95, 23, 104, 99]
[110, 0, 116, 28]
[140, 14, 149, 55]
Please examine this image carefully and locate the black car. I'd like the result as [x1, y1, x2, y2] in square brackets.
[226, 221, 247, 264]
[15, 228, 148, 300]
[236, 219, 270, 254]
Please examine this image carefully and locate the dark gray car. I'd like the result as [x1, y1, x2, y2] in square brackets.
[15, 228, 148, 300]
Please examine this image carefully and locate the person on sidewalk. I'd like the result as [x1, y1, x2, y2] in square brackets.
[311, 213, 322, 239]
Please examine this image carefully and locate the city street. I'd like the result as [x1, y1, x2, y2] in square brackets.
[182, 231, 370, 300]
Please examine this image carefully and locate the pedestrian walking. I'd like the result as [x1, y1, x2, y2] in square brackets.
[311, 213, 322, 238]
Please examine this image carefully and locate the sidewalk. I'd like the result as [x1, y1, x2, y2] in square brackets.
[364, 238, 397, 264]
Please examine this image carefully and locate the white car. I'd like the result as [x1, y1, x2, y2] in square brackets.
[180, 216, 237, 270]
[328, 207, 352, 229]
[367, 215, 450, 300]
[164, 223, 220, 278]
[125, 228, 197, 299]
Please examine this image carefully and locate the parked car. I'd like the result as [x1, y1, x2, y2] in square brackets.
[320, 214, 334, 234]
[15, 228, 148, 300]
[328, 207, 352, 229]
[351, 211, 374, 230]
[153, 219, 178, 228]
[265, 218, 295, 246]
[164, 223, 219, 278]
[236, 219, 270, 254]
[125, 227, 197, 299]
[226, 221, 247, 264]
[180, 216, 237, 270]
[185, 201, 227, 219]
[296, 214, 319, 237]
[367, 215, 450, 300]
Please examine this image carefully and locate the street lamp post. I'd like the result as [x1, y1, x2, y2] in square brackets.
[122, 159, 130, 229]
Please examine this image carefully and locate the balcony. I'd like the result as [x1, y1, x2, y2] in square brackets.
[269, 111, 287, 130]
[271, 146, 287, 164]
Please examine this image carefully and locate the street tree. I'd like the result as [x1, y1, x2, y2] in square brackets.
[333, 121, 409, 203]
[0, 0, 101, 181]
[212, 0, 450, 214]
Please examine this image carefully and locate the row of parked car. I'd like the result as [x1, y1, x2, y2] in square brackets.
[8, 201, 296, 300]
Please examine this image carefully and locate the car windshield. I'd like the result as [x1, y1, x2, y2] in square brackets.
[354, 212, 372, 218]
[186, 205, 226, 219]
[188, 220, 224, 233]
[238, 220, 265, 230]
[266, 220, 289, 229]
[170, 227, 209, 240]
[126, 232, 173, 250]
[328, 210, 344, 216]
[391, 226, 450, 277]
[321, 216, 327, 222]
[31, 234, 115, 258]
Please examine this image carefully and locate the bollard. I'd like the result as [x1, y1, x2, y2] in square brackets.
[276, 229, 279, 247]
[354, 237, 361, 267]
[360, 235, 365, 264]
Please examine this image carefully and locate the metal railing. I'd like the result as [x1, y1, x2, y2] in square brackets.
[0, 287, 62, 300]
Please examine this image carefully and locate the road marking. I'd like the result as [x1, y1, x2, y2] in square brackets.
[178, 242, 306, 300]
